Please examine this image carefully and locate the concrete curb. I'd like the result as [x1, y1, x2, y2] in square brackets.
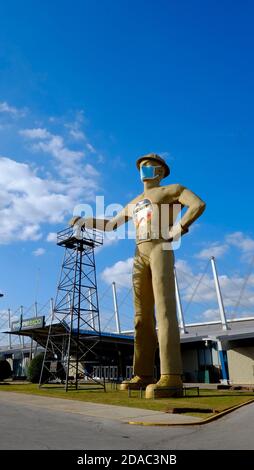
[127, 398, 254, 426]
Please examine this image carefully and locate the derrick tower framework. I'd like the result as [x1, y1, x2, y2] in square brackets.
[39, 225, 105, 391]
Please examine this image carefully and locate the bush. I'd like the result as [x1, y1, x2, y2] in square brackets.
[27, 353, 49, 384]
[0, 360, 12, 381]
[27, 353, 65, 383]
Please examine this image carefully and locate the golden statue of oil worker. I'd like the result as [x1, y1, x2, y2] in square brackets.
[70, 153, 206, 398]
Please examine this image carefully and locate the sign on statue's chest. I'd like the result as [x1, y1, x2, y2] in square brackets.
[132, 188, 175, 242]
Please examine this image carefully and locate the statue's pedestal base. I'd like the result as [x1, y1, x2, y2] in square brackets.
[145, 385, 183, 399]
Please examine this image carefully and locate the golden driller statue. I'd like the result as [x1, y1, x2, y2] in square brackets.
[70, 153, 206, 398]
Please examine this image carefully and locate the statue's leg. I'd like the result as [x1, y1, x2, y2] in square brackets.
[132, 248, 157, 377]
[120, 245, 157, 390]
[145, 242, 183, 398]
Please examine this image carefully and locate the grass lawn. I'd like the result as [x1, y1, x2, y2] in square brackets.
[0, 382, 253, 419]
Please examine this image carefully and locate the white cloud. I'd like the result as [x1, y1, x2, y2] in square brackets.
[100, 253, 254, 322]
[195, 232, 254, 262]
[96, 233, 119, 254]
[65, 112, 100, 157]
[0, 309, 9, 322]
[175, 259, 193, 276]
[70, 129, 86, 141]
[21, 128, 84, 166]
[0, 105, 102, 245]
[20, 128, 50, 139]
[35, 135, 83, 162]
[0, 155, 99, 244]
[195, 243, 229, 260]
[33, 247, 45, 256]
[226, 232, 254, 253]
[65, 111, 86, 142]
[188, 222, 200, 234]
[84, 163, 99, 177]
[46, 232, 57, 243]
[101, 257, 133, 288]
[193, 230, 254, 267]
[0, 101, 27, 117]
[175, 257, 254, 319]
[19, 126, 102, 185]
[202, 308, 220, 321]
[19, 224, 41, 241]
[86, 143, 96, 153]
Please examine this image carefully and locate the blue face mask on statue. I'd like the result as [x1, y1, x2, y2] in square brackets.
[140, 165, 160, 181]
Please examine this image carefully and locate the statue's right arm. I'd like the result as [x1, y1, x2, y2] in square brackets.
[69, 195, 141, 232]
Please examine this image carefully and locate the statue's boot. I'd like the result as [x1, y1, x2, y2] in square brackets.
[145, 374, 183, 398]
[119, 375, 156, 391]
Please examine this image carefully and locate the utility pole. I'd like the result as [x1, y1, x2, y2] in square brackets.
[211, 257, 229, 331]
[8, 308, 12, 349]
[112, 282, 121, 334]
[174, 267, 186, 334]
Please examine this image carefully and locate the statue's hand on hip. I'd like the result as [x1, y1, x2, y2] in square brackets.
[168, 222, 188, 242]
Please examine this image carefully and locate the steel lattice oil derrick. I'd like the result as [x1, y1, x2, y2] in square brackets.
[39, 225, 105, 391]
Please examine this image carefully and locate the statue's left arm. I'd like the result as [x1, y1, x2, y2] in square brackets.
[167, 184, 206, 240]
[177, 186, 206, 232]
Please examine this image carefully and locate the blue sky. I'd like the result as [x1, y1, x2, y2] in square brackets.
[0, 0, 254, 332]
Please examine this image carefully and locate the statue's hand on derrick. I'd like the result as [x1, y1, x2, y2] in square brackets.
[69, 216, 83, 227]
[69, 216, 92, 228]
[68, 216, 96, 230]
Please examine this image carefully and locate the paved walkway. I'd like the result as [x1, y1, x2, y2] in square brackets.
[1, 391, 254, 449]
[0, 391, 200, 424]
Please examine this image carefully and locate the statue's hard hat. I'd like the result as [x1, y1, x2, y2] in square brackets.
[136, 153, 170, 177]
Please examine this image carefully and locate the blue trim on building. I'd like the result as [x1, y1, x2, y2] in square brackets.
[219, 350, 229, 380]
[73, 328, 134, 341]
